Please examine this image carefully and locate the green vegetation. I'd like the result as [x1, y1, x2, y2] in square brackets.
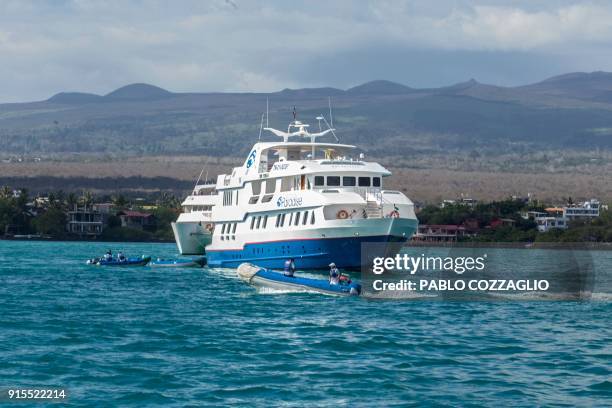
[100, 227, 154, 241]
[0, 185, 180, 241]
[417, 199, 612, 243]
[32, 207, 67, 237]
[0, 187, 33, 235]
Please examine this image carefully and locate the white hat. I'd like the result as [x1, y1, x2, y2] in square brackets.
[329, 262, 336, 267]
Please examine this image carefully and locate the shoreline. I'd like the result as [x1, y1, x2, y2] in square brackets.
[3, 236, 611, 250]
[408, 241, 612, 250]
[0, 236, 175, 244]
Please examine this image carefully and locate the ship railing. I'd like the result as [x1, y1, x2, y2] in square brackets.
[355, 187, 383, 204]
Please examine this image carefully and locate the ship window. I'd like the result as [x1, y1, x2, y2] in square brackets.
[373, 177, 381, 187]
[249, 196, 259, 204]
[221, 224, 226, 234]
[262, 215, 268, 229]
[235, 190, 239, 205]
[358, 177, 371, 187]
[294, 212, 300, 226]
[280, 177, 292, 192]
[256, 216, 261, 229]
[314, 176, 324, 186]
[289, 212, 294, 225]
[232, 223, 237, 233]
[275, 215, 280, 228]
[265, 179, 276, 194]
[250, 217, 255, 229]
[311, 211, 315, 224]
[343, 176, 356, 186]
[280, 213, 286, 227]
[303, 210, 308, 225]
[261, 194, 273, 203]
[251, 181, 262, 196]
[327, 176, 340, 186]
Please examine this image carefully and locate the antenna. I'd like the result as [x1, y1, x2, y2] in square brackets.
[328, 96, 333, 128]
[258, 112, 264, 141]
[316, 116, 324, 131]
[194, 156, 211, 191]
[321, 115, 339, 142]
[266, 98, 269, 128]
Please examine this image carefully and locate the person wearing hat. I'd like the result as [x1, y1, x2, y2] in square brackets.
[329, 262, 340, 285]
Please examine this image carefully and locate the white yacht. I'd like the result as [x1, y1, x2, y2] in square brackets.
[171, 183, 216, 255]
[173, 116, 418, 269]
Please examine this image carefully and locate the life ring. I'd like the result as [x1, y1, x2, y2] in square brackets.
[205, 223, 214, 232]
[389, 210, 400, 218]
[336, 209, 349, 219]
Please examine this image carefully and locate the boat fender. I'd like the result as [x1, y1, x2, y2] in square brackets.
[337, 209, 349, 219]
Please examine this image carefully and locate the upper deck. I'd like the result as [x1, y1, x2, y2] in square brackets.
[216, 120, 390, 190]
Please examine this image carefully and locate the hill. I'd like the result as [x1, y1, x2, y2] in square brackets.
[104, 83, 174, 101]
[1, 72, 612, 158]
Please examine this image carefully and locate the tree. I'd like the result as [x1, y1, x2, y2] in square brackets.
[66, 193, 78, 211]
[112, 194, 128, 210]
[0, 186, 11, 199]
[81, 191, 94, 209]
[107, 215, 121, 229]
[32, 208, 66, 237]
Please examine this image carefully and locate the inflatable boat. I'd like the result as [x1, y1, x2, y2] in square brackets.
[237, 263, 361, 296]
[149, 257, 206, 268]
[87, 256, 151, 266]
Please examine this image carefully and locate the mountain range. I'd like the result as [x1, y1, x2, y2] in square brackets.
[2, 72, 612, 157]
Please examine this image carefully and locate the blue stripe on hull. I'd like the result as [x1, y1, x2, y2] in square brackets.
[206, 235, 409, 269]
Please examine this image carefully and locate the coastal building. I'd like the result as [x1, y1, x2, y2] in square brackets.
[66, 206, 107, 237]
[523, 199, 601, 232]
[563, 199, 600, 219]
[117, 210, 156, 231]
[413, 224, 470, 242]
[489, 218, 516, 229]
[92, 203, 114, 214]
[440, 197, 478, 208]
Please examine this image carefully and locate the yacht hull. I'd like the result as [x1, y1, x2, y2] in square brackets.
[171, 222, 212, 255]
[206, 218, 417, 269]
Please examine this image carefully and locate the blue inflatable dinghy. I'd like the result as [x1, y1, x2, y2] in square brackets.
[237, 263, 361, 296]
[87, 256, 151, 266]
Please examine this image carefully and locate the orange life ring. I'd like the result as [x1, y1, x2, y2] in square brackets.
[337, 210, 349, 219]
[389, 210, 400, 218]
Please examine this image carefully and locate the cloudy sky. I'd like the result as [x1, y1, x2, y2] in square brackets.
[1, 0, 612, 102]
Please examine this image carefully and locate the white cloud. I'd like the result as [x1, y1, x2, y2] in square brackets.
[0, 0, 612, 102]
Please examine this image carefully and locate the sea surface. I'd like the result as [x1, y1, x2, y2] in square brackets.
[0, 241, 610, 407]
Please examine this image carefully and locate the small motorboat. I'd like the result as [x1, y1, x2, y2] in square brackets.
[87, 255, 151, 266]
[237, 263, 361, 296]
[149, 257, 206, 268]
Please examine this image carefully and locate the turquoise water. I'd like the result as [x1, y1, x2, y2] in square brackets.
[0, 241, 610, 406]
